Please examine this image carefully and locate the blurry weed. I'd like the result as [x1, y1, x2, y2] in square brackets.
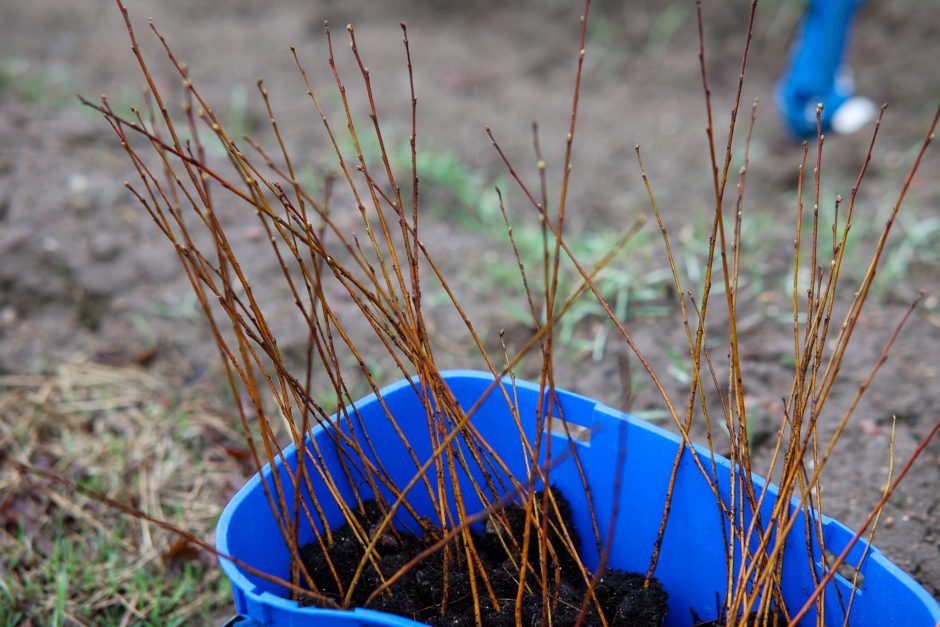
[153, 292, 203, 324]
[0, 56, 72, 107]
[665, 347, 692, 385]
[643, 1, 691, 60]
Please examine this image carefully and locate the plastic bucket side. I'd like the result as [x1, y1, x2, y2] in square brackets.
[216, 370, 940, 626]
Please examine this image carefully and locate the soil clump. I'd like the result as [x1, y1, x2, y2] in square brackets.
[298, 490, 669, 626]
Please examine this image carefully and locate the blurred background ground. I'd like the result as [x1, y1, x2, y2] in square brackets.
[0, 0, 938, 622]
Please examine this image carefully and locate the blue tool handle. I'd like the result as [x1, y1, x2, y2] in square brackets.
[777, 0, 866, 137]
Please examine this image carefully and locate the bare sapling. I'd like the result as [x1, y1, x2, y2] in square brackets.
[16, 0, 939, 625]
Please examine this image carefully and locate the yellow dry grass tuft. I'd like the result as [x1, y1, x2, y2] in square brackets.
[0, 361, 244, 624]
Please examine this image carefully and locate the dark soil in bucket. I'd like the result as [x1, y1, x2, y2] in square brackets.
[297, 490, 669, 626]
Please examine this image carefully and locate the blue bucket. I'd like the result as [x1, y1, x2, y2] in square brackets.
[216, 371, 939, 625]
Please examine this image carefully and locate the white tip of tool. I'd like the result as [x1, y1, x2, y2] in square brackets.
[831, 96, 878, 135]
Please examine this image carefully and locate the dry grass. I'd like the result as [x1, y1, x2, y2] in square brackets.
[0, 361, 243, 625]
